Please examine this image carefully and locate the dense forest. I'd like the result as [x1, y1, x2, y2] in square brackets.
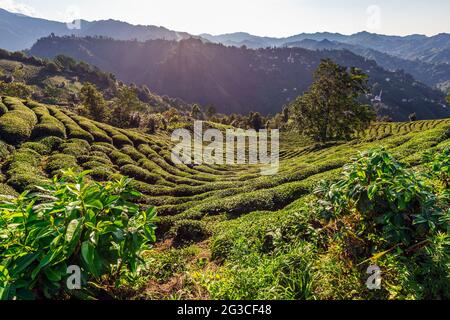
[29, 36, 449, 120]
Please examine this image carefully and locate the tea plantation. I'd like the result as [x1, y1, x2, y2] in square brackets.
[0, 96, 449, 300]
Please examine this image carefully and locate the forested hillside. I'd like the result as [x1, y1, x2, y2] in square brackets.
[0, 48, 192, 112]
[29, 36, 449, 120]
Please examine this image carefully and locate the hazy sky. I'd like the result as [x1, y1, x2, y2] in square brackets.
[1, 0, 449, 37]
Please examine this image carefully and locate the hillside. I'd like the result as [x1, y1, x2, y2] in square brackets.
[0, 96, 449, 299]
[0, 48, 192, 113]
[29, 36, 450, 121]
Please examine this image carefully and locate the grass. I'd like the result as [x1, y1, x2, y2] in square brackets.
[0, 95, 449, 300]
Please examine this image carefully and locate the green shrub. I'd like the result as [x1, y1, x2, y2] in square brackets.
[0, 98, 37, 144]
[0, 100, 7, 116]
[424, 147, 450, 188]
[78, 154, 112, 166]
[6, 174, 46, 193]
[118, 129, 148, 146]
[88, 166, 114, 181]
[120, 164, 159, 184]
[46, 154, 79, 176]
[3, 97, 37, 127]
[112, 134, 133, 148]
[0, 183, 17, 197]
[143, 247, 198, 283]
[0, 170, 157, 299]
[59, 139, 91, 157]
[93, 122, 133, 148]
[74, 117, 112, 143]
[48, 106, 94, 142]
[91, 142, 116, 154]
[0, 140, 12, 159]
[172, 220, 211, 247]
[38, 136, 64, 151]
[199, 243, 315, 300]
[0, 113, 32, 144]
[110, 150, 135, 166]
[32, 112, 66, 139]
[121, 146, 145, 162]
[6, 148, 46, 192]
[23, 142, 52, 155]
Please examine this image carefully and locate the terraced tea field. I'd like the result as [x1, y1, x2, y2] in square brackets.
[1, 95, 449, 299]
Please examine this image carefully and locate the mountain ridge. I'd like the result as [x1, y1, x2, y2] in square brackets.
[28, 36, 449, 121]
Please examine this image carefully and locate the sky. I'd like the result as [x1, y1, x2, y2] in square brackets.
[0, 0, 449, 37]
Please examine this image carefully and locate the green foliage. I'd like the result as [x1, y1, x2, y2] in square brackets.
[48, 106, 94, 142]
[6, 147, 46, 192]
[59, 139, 91, 158]
[28, 102, 66, 139]
[0, 100, 7, 116]
[121, 165, 159, 184]
[0, 140, 12, 159]
[45, 154, 80, 177]
[74, 116, 112, 143]
[291, 59, 375, 142]
[112, 134, 133, 148]
[38, 136, 64, 151]
[172, 220, 211, 247]
[198, 243, 315, 300]
[314, 148, 446, 246]
[111, 86, 142, 128]
[80, 83, 108, 122]
[143, 246, 198, 284]
[21, 142, 51, 155]
[0, 183, 17, 197]
[0, 170, 157, 299]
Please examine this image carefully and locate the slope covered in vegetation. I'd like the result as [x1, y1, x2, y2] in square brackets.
[0, 96, 449, 299]
[29, 36, 449, 120]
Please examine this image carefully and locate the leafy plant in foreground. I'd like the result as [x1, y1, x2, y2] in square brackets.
[423, 147, 450, 189]
[313, 149, 449, 299]
[0, 170, 156, 300]
[314, 148, 447, 246]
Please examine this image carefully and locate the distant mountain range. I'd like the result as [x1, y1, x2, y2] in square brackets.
[201, 31, 450, 65]
[29, 36, 449, 121]
[202, 32, 450, 91]
[1, 7, 449, 92]
[282, 39, 450, 91]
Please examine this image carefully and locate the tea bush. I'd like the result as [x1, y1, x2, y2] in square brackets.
[314, 148, 447, 247]
[0, 99, 37, 144]
[74, 116, 112, 143]
[172, 220, 211, 247]
[121, 164, 159, 184]
[45, 154, 80, 177]
[6, 148, 46, 192]
[0, 100, 7, 116]
[0, 170, 157, 300]
[112, 134, 133, 148]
